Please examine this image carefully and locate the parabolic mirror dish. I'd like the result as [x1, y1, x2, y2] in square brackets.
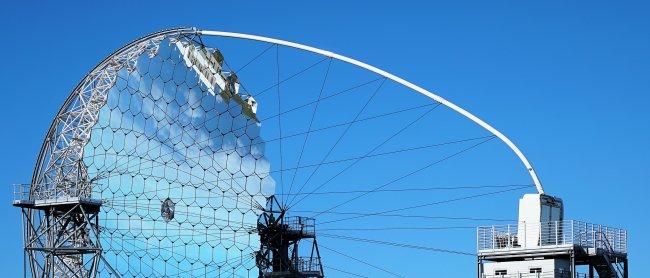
[24, 28, 543, 278]
[33, 31, 275, 277]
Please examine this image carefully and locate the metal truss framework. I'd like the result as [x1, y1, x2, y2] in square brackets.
[21, 27, 547, 277]
[17, 200, 111, 278]
[34, 31, 172, 199]
[23, 28, 192, 278]
[256, 196, 324, 278]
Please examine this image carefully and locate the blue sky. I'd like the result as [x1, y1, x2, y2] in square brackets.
[1, 1, 649, 277]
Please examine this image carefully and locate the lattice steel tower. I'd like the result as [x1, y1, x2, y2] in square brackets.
[256, 196, 324, 278]
[13, 173, 114, 277]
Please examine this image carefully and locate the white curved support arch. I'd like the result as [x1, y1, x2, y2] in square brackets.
[199, 30, 545, 194]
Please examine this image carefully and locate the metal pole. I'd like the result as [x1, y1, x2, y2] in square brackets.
[570, 250, 576, 278]
[21, 208, 26, 278]
[588, 265, 594, 278]
[555, 221, 559, 245]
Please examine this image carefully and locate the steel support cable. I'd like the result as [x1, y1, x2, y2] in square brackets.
[278, 183, 533, 196]
[295, 210, 516, 222]
[104, 234, 187, 275]
[323, 265, 371, 278]
[78, 134, 494, 205]
[173, 252, 254, 276]
[29, 31, 540, 278]
[105, 183, 531, 202]
[199, 30, 545, 194]
[90, 102, 443, 201]
[103, 190, 260, 213]
[254, 77, 382, 123]
[91, 39, 303, 208]
[93, 160, 260, 209]
[102, 225, 257, 257]
[285, 58, 333, 207]
[100, 211, 258, 238]
[70, 134, 496, 219]
[100, 97, 435, 180]
[87, 118, 259, 204]
[91, 76, 386, 189]
[105, 209, 258, 233]
[102, 245, 164, 278]
[102, 229, 254, 239]
[105, 234, 253, 278]
[321, 233, 475, 256]
[286, 78, 388, 207]
[253, 56, 329, 98]
[103, 219, 253, 240]
[102, 222, 257, 236]
[319, 185, 530, 225]
[236, 43, 275, 73]
[319, 226, 476, 231]
[209, 255, 254, 278]
[101, 186, 262, 215]
[102, 201, 259, 229]
[311, 136, 496, 218]
[275, 44, 287, 204]
[93, 117, 254, 206]
[103, 195, 257, 217]
[224, 76, 382, 138]
[102, 229, 256, 257]
[288, 103, 441, 210]
[103, 182, 259, 212]
[318, 243, 404, 278]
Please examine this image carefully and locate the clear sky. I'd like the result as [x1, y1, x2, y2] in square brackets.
[1, 1, 649, 277]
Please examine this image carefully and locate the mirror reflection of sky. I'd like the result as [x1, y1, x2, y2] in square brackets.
[3, 3, 649, 277]
[84, 38, 275, 277]
[79, 33, 531, 277]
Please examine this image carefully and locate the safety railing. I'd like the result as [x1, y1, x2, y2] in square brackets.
[295, 257, 322, 273]
[285, 216, 316, 236]
[478, 220, 627, 254]
[12, 183, 93, 202]
[483, 271, 574, 278]
[13, 183, 31, 202]
[483, 272, 588, 278]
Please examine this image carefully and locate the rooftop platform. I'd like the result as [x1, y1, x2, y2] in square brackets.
[477, 220, 627, 261]
[12, 184, 102, 212]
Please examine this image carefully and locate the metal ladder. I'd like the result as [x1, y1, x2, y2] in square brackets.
[593, 231, 625, 278]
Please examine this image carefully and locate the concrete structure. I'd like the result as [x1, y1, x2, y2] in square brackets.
[478, 194, 628, 278]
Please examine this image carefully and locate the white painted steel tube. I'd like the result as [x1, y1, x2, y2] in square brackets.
[199, 30, 545, 194]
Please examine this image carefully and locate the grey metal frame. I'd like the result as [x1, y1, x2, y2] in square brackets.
[21, 28, 193, 278]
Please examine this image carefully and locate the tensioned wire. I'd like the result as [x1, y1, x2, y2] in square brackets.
[93, 134, 497, 208]
[78, 34, 532, 277]
[92, 71, 426, 211]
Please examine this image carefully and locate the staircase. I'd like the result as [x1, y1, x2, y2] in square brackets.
[590, 231, 626, 278]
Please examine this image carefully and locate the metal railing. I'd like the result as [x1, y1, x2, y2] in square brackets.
[12, 183, 93, 202]
[295, 257, 322, 273]
[478, 220, 627, 254]
[483, 271, 588, 278]
[13, 184, 31, 202]
[285, 216, 316, 236]
[483, 271, 573, 278]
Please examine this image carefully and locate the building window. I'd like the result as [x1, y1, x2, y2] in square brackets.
[530, 267, 542, 273]
[494, 270, 507, 275]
